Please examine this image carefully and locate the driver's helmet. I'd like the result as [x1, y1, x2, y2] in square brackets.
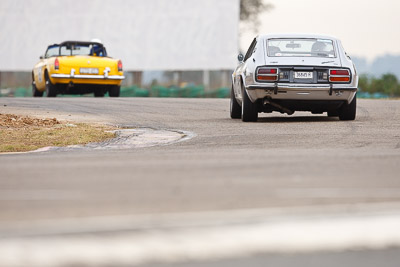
[90, 39, 103, 56]
[311, 42, 326, 52]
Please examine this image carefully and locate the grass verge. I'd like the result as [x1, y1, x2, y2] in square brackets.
[0, 114, 116, 153]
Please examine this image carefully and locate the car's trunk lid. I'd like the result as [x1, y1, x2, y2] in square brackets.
[58, 56, 117, 68]
[56, 56, 118, 75]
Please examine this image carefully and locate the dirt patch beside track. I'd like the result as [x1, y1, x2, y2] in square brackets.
[0, 113, 61, 128]
[0, 113, 116, 153]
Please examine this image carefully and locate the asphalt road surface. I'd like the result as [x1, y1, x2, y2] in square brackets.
[1, 97, 400, 267]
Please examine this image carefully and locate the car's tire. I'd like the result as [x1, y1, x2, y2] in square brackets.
[94, 89, 105, 97]
[241, 86, 258, 122]
[45, 72, 57, 97]
[32, 82, 43, 97]
[339, 93, 357, 121]
[327, 110, 339, 117]
[108, 85, 120, 97]
[230, 85, 241, 119]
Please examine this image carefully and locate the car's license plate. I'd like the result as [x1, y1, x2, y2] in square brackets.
[294, 72, 313, 79]
[80, 68, 99, 74]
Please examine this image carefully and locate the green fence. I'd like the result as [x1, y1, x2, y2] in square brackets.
[0, 87, 32, 97]
[149, 85, 206, 98]
[120, 86, 150, 97]
[0, 86, 230, 98]
[358, 91, 390, 99]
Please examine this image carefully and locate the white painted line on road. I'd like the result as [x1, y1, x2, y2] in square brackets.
[1, 205, 400, 266]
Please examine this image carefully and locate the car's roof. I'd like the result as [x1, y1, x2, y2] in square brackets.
[259, 33, 338, 41]
[47, 41, 104, 47]
[59, 41, 104, 46]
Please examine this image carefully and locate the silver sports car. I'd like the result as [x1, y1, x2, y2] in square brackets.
[231, 34, 358, 122]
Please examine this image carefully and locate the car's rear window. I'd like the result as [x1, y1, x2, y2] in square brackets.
[60, 45, 92, 56]
[267, 38, 336, 58]
[45, 44, 107, 57]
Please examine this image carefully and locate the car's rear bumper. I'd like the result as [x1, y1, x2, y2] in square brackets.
[51, 74, 125, 80]
[246, 83, 357, 104]
[50, 74, 124, 86]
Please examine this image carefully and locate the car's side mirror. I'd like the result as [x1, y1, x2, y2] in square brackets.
[238, 54, 244, 62]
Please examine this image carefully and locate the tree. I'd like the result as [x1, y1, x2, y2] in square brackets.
[240, 0, 273, 32]
[370, 77, 383, 94]
[359, 73, 400, 97]
[358, 74, 370, 93]
[381, 73, 399, 97]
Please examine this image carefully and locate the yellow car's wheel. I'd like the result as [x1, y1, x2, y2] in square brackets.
[32, 81, 43, 97]
[108, 86, 120, 97]
[45, 72, 57, 97]
[94, 89, 105, 97]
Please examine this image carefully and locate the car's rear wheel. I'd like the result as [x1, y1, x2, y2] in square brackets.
[327, 110, 339, 117]
[108, 85, 120, 97]
[32, 81, 43, 97]
[230, 85, 241, 119]
[94, 89, 105, 97]
[241, 86, 258, 122]
[339, 93, 357, 121]
[45, 72, 57, 97]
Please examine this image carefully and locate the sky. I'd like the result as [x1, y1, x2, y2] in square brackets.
[240, 0, 400, 62]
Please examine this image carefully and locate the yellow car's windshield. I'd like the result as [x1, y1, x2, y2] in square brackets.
[60, 45, 91, 56]
[45, 42, 107, 58]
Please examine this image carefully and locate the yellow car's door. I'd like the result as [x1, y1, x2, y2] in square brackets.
[33, 58, 47, 91]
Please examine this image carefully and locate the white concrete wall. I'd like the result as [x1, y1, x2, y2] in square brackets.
[0, 0, 239, 71]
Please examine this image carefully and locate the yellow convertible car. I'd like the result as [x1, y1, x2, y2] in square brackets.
[32, 40, 125, 97]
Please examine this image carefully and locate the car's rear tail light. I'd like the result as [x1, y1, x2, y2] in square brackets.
[54, 58, 59, 70]
[330, 76, 351, 82]
[329, 69, 350, 82]
[258, 76, 279, 81]
[258, 68, 277, 74]
[330, 70, 349, 76]
[257, 67, 278, 82]
[118, 60, 123, 72]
